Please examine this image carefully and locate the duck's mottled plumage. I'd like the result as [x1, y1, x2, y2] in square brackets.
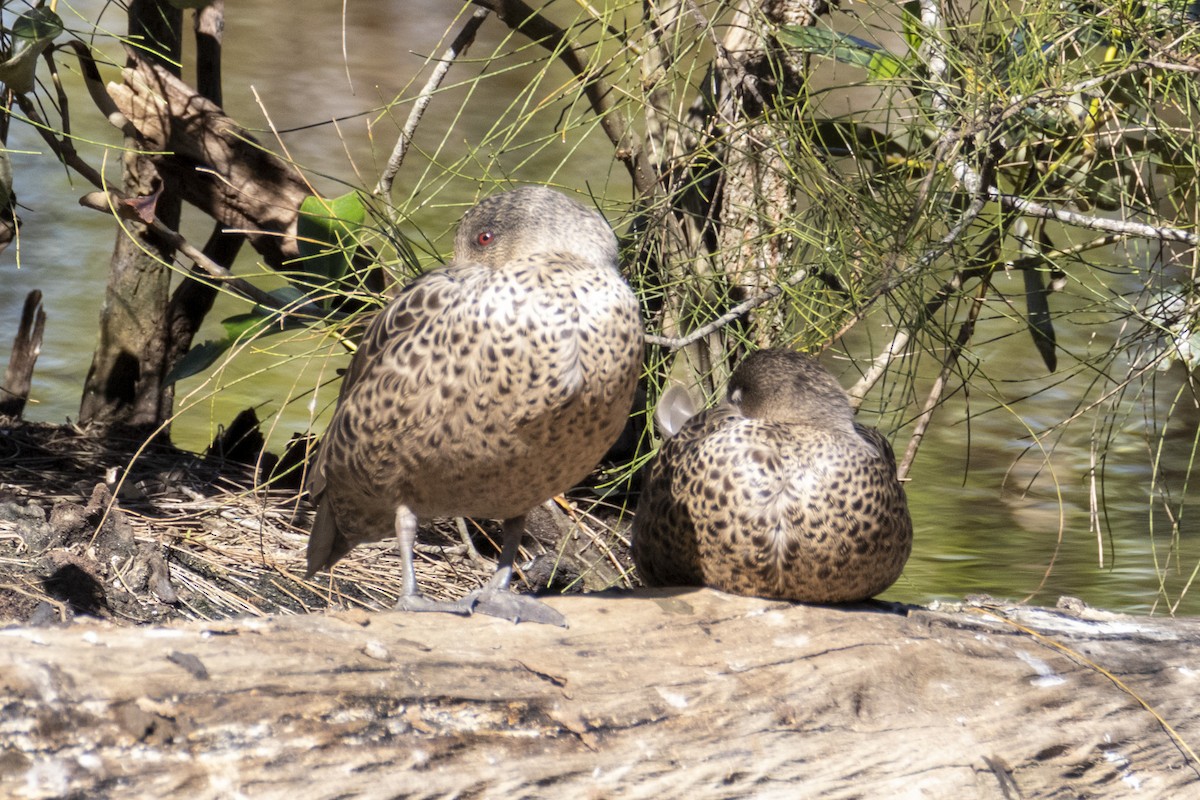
[306, 186, 643, 623]
[632, 349, 912, 603]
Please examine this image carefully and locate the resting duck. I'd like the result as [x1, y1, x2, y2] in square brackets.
[306, 186, 643, 625]
[632, 349, 912, 603]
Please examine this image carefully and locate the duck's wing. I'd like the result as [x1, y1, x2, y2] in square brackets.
[632, 404, 739, 586]
[305, 266, 483, 575]
[853, 422, 900, 474]
[306, 266, 476, 499]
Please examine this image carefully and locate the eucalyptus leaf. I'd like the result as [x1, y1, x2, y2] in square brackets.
[901, 2, 923, 53]
[1024, 268, 1058, 372]
[12, 7, 64, 43]
[164, 339, 231, 385]
[218, 312, 275, 341]
[296, 191, 368, 291]
[0, 8, 64, 94]
[261, 284, 313, 316]
[777, 26, 906, 81]
[807, 119, 907, 166]
[165, 308, 290, 385]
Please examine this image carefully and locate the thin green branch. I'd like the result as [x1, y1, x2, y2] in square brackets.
[470, 0, 658, 198]
[375, 7, 490, 201]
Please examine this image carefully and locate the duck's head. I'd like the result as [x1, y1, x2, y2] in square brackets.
[454, 186, 619, 270]
[728, 349, 854, 428]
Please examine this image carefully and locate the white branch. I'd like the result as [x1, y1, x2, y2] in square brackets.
[989, 187, 1199, 245]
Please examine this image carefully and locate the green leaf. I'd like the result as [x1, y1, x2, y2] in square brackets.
[217, 312, 274, 341]
[262, 284, 310, 313]
[901, 2, 923, 53]
[165, 307, 292, 385]
[164, 339, 230, 385]
[12, 8, 64, 44]
[295, 191, 368, 290]
[1024, 268, 1057, 372]
[806, 119, 908, 167]
[777, 26, 906, 81]
[0, 8, 63, 94]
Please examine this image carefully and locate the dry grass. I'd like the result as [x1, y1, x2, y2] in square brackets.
[0, 419, 635, 625]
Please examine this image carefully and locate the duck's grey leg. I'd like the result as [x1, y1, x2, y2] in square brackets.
[460, 516, 568, 627]
[392, 505, 471, 616]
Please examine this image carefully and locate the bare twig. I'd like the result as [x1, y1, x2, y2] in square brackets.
[989, 187, 1199, 245]
[14, 94, 107, 189]
[918, 0, 950, 115]
[643, 267, 811, 350]
[848, 228, 1122, 408]
[1142, 58, 1200, 75]
[471, 0, 658, 198]
[918, 0, 986, 200]
[374, 7, 490, 200]
[897, 281, 986, 480]
[77, 190, 292, 314]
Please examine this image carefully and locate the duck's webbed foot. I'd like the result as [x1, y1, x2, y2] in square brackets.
[392, 593, 475, 617]
[458, 514, 568, 626]
[460, 586, 567, 627]
[392, 511, 567, 626]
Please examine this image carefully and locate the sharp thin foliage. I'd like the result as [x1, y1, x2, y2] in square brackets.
[5, 1, 1200, 609]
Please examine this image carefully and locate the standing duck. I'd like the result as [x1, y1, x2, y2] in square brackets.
[306, 186, 643, 625]
[632, 349, 912, 603]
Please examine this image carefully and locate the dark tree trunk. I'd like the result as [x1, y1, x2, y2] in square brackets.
[0, 290, 46, 419]
[78, 1, 184, 433]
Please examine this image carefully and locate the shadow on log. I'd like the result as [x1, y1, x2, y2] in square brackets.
[1, 590, 1198, 798]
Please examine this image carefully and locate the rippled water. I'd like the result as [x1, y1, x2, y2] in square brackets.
[2, 1, 1197, 614]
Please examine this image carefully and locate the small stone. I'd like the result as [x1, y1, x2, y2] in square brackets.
[361, 640, 392, 662]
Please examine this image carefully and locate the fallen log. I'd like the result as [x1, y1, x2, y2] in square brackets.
[2, 590, 1198, 798]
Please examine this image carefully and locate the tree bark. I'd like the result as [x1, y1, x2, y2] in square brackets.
[79, 1, 314, 433]
[2, 591, 1197, 798]
[78, 1, 183, 432]
[0, 290, 46, 419]
[638, 0, 820, 398]
[164, 1, 243, 375]
[104, 54, 313, 271]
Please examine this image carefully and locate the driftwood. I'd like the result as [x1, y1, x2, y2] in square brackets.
[0, 290, 45, 419]
[105, 53, 313, 270]
[2, 590, 1198, 798]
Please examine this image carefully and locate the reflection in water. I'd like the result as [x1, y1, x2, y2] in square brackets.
[841, 272, 1200, 614]
[0, 2, 1197, 614]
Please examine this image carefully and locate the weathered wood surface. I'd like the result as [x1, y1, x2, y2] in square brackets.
[105, 53, 312, 269]
[2, 590, 1198, 799]
[0, 289, 45, 420]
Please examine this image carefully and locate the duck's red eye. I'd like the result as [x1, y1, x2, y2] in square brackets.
[477, 230, 495, 246]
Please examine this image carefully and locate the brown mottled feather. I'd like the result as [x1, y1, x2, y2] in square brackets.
[306, 187, 643, 581]
[632, 349, 912, 603]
